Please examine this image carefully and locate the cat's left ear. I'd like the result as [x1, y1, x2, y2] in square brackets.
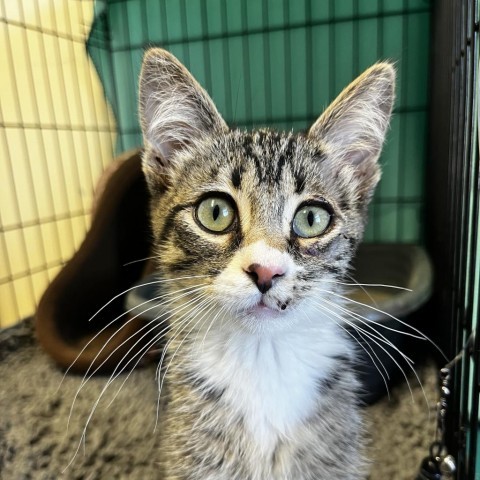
[139, 48, 228, 189]
[309, 63, 395, 199]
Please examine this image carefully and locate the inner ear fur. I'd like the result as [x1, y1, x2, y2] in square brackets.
[309, 62, 395, 199]
[138, 48, 228, 188]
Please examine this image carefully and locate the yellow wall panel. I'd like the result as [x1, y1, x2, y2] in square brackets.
[0, 1, 116, 327]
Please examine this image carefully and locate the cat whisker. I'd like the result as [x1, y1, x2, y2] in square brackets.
[189, 303, 225, 358]
[60, 279, 213, 387]
[154, 296, 215, 404]
[321, 274, 412, 323]
[344, 272, 380, 310]
[315, 286, 446, 359]
[105, 293, 213, 409]
[154, 294, 213, 381]
[199, 304, 228, 354]
[68, 284, 209, 402]
[317, 301, 414, 379]
[62, 433, 86, 472]
[311, 297, 429, 407]
[59, 290, 165, 389]
[123, 255, 158, 266]
[67, 287, 210, 432]
[321, 297, 422, 349]
[155, 298, 217, 429]
[327, 307, 397, 372]
[66, 292, 212, 469]
[313, 299, 413, 366]
[321, 278, 412, 291]
[156, 295, 214, 384]
[105, 334, 167, 409]
[179, 304, 227, 388]
[168, 300, 220, 375]
[93, 290, 210, 392]
[306, 304, 392, 397]
[87, 274, 213, 324]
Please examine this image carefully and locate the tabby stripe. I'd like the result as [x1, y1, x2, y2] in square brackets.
[158, 202, 191, 242]
[231, 165, 243, 189]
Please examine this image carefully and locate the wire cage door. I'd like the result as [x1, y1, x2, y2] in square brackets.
[428, 0, 480, 478]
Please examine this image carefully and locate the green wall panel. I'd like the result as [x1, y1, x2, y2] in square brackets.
[87, 0, 432, 243]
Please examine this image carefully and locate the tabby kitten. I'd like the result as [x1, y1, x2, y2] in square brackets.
[139, 48, 395, 479]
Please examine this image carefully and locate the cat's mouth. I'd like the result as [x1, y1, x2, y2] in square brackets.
[255, 299, 273, 311]
[244, 298, 286, 319]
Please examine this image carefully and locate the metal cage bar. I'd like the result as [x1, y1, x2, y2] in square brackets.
[428, 0, 479, 477]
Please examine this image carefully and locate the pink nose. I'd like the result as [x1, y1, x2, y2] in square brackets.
[245, 263, 285, 294]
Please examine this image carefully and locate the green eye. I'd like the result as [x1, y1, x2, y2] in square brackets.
[293, 205, 331, 238]
[196, 196, 236, 233]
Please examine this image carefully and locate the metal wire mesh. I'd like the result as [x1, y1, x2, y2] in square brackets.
[0, 1, 116, 327]
[428, 0, 479, 477]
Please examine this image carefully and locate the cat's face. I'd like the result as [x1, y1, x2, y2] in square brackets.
[139, 49, 395, 333]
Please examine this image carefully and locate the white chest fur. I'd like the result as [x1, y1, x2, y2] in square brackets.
[189, 307, 351, 453]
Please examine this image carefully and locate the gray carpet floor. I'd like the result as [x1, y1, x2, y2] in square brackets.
[0, 319, 438, 479]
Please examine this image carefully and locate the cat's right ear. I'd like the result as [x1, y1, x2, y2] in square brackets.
[139, 48, 227, 189]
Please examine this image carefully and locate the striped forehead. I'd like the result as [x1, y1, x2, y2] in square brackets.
[228, 130, 307, 193]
